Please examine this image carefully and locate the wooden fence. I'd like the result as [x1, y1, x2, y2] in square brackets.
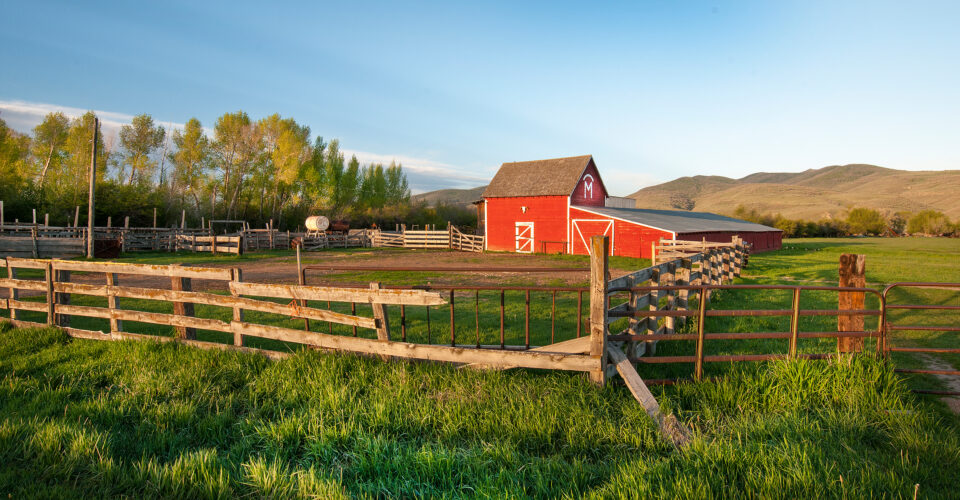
[654, 236, 750, 265]
[369, 225, 484, 252]
[0, 256, 592, 371]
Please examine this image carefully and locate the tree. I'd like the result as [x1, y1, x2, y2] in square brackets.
[30, 112, 69, 188]
[47, 112, 106, 216]
[385, 161, 410, 204]
[0, 115, 32, 209]
[212, 111, 263, 219]
[907, 210, 951, 235]
[117, 114, 166, 185]
[845, 207, 885, 235]
[169, 118, 211, 215]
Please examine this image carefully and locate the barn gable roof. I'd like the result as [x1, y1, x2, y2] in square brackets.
[573, 205, 782, 233]
[483, 155, 598, 198]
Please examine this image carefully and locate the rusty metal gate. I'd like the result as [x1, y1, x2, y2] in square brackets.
[882, 282, 960, 396]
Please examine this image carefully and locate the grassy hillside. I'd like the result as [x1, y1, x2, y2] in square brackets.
[411, 186, 485, 207]
[629, 164, 960, 220]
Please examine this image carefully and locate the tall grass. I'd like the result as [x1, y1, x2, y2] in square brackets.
[1, 322, 958, 498]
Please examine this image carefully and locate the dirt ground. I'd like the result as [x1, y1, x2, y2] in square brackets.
[3, 249, 640, 296]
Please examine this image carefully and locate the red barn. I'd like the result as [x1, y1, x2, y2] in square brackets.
[478, 155, 782, 258]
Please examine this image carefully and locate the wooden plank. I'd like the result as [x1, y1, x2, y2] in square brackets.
[59, 326, 292, 360]
[589, 235, 609, 386]
[230, 281, 446, 306]
[7, 299, 48, 312]
[608, 267, 654, 290]
[50, 259, 233, 280]
[838, 253, 866, 353]
[232, 321, 595, 371]
[56, 304, 232, 332]
[53, 282, 379, 329]
[463, 336, 591, 370]
[607, 344, 690, 447]
[4, 257, 51, 269]
[6, 260, 19, 321]
[0, 278, 50, 291]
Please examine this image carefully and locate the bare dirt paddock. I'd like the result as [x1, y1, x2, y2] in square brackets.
[3, 248, 648, 296]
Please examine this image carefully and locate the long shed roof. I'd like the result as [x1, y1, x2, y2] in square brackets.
[573, 205, 782, 233]
[483, 155, 594, 198]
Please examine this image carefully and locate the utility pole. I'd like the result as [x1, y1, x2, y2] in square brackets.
[87, 117, 98, 258]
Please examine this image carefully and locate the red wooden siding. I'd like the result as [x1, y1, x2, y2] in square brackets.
[677, 231, 782, 253]
[569, 207, 673, 258]
[484, 196, 570, 252]
[569, 160, 607, 206]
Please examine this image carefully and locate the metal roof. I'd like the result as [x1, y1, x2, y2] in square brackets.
[573, 205, 782, 233]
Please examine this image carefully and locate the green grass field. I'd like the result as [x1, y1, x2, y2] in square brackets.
[1, 237, 959, 498]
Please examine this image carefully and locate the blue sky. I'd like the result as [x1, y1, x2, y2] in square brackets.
[1, 0, 958, 194]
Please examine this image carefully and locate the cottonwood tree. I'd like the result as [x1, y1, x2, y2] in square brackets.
[117, 114, 166, 185]
[169, 118, 211, 215]
[30, 112, 69, 188]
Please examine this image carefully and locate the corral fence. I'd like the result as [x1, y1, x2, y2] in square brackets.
[369, 224, 483, 252]
[0, 236, 956, 396]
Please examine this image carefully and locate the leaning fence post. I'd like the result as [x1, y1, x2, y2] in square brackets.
[789, 287, 801, 358]
[589, 235, 609, 386]
[838, 254, 866, 353]
[370, 282, 391, 341]
[170, 265, 196, 339]
[695, 285, 708, 381]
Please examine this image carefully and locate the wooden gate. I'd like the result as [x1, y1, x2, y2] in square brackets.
[571, 219, 613, 255]
[515, 222, 534, 253]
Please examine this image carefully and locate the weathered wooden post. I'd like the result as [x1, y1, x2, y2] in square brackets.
[838, 254, 866, 353]
[6, 258, 19, 321]
[44, 213, 49, 227]
[153, 207, 157, 228]
[370, 282, 391, 341]
[0, 200, 4, 227]
[677, 258, 692, 326]
[231, 268, 244, 346]
[30, 226, 38, 258]
[32, 208, 36, 225]
[170, 265, 196, 339]
[55, 269, 70, 327]
[647, 266, 661, 338]
[650, 241, 657, 266]
[589, 235, 609, 386]
[44, 262, 54, 325]
[664, 261, 676, 335]
[106, 272, 122, 333]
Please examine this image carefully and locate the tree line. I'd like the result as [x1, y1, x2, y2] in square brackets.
[731, 205, 960, 238]
[0, 110, 462, 230]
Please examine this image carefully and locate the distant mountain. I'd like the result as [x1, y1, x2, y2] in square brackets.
[628, 164, 960, 220]
[411, 186, 486, 207]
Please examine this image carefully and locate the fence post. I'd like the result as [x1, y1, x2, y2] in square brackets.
[231, 268, 244, 346]
[678, 258, 691, 327]
[211, 234, 217, 255]
[170, 265, 196, 340]
[55, 269, 70, 327]
[589, 235, 609, 386]
[106, 272, 122, 333]
[44, 262, 54, 325]
[838, 253, 866, 353]
[789, 287, 801, 358]
[646, 266, 661, 341]
[30, 226, 38, 258]
[6, 258, 19, 321]
[695, 285, 707, 381]
[448, 221, 453, 250]
[665, 261, 676, 335]
[370, 282, 391, 341]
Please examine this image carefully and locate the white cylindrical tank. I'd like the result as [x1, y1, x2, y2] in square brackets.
[305, 215, 330, 232]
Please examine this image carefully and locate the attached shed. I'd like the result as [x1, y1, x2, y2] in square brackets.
[478, 155, 782, 257]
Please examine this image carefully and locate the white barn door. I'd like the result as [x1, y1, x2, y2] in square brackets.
[515, 222, 534, 253]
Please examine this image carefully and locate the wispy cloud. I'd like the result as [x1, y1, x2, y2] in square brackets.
[0, 99, 488, 193]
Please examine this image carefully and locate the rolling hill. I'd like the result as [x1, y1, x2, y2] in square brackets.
[411, 186, 485, 207]
[627, 164, 960, 220]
